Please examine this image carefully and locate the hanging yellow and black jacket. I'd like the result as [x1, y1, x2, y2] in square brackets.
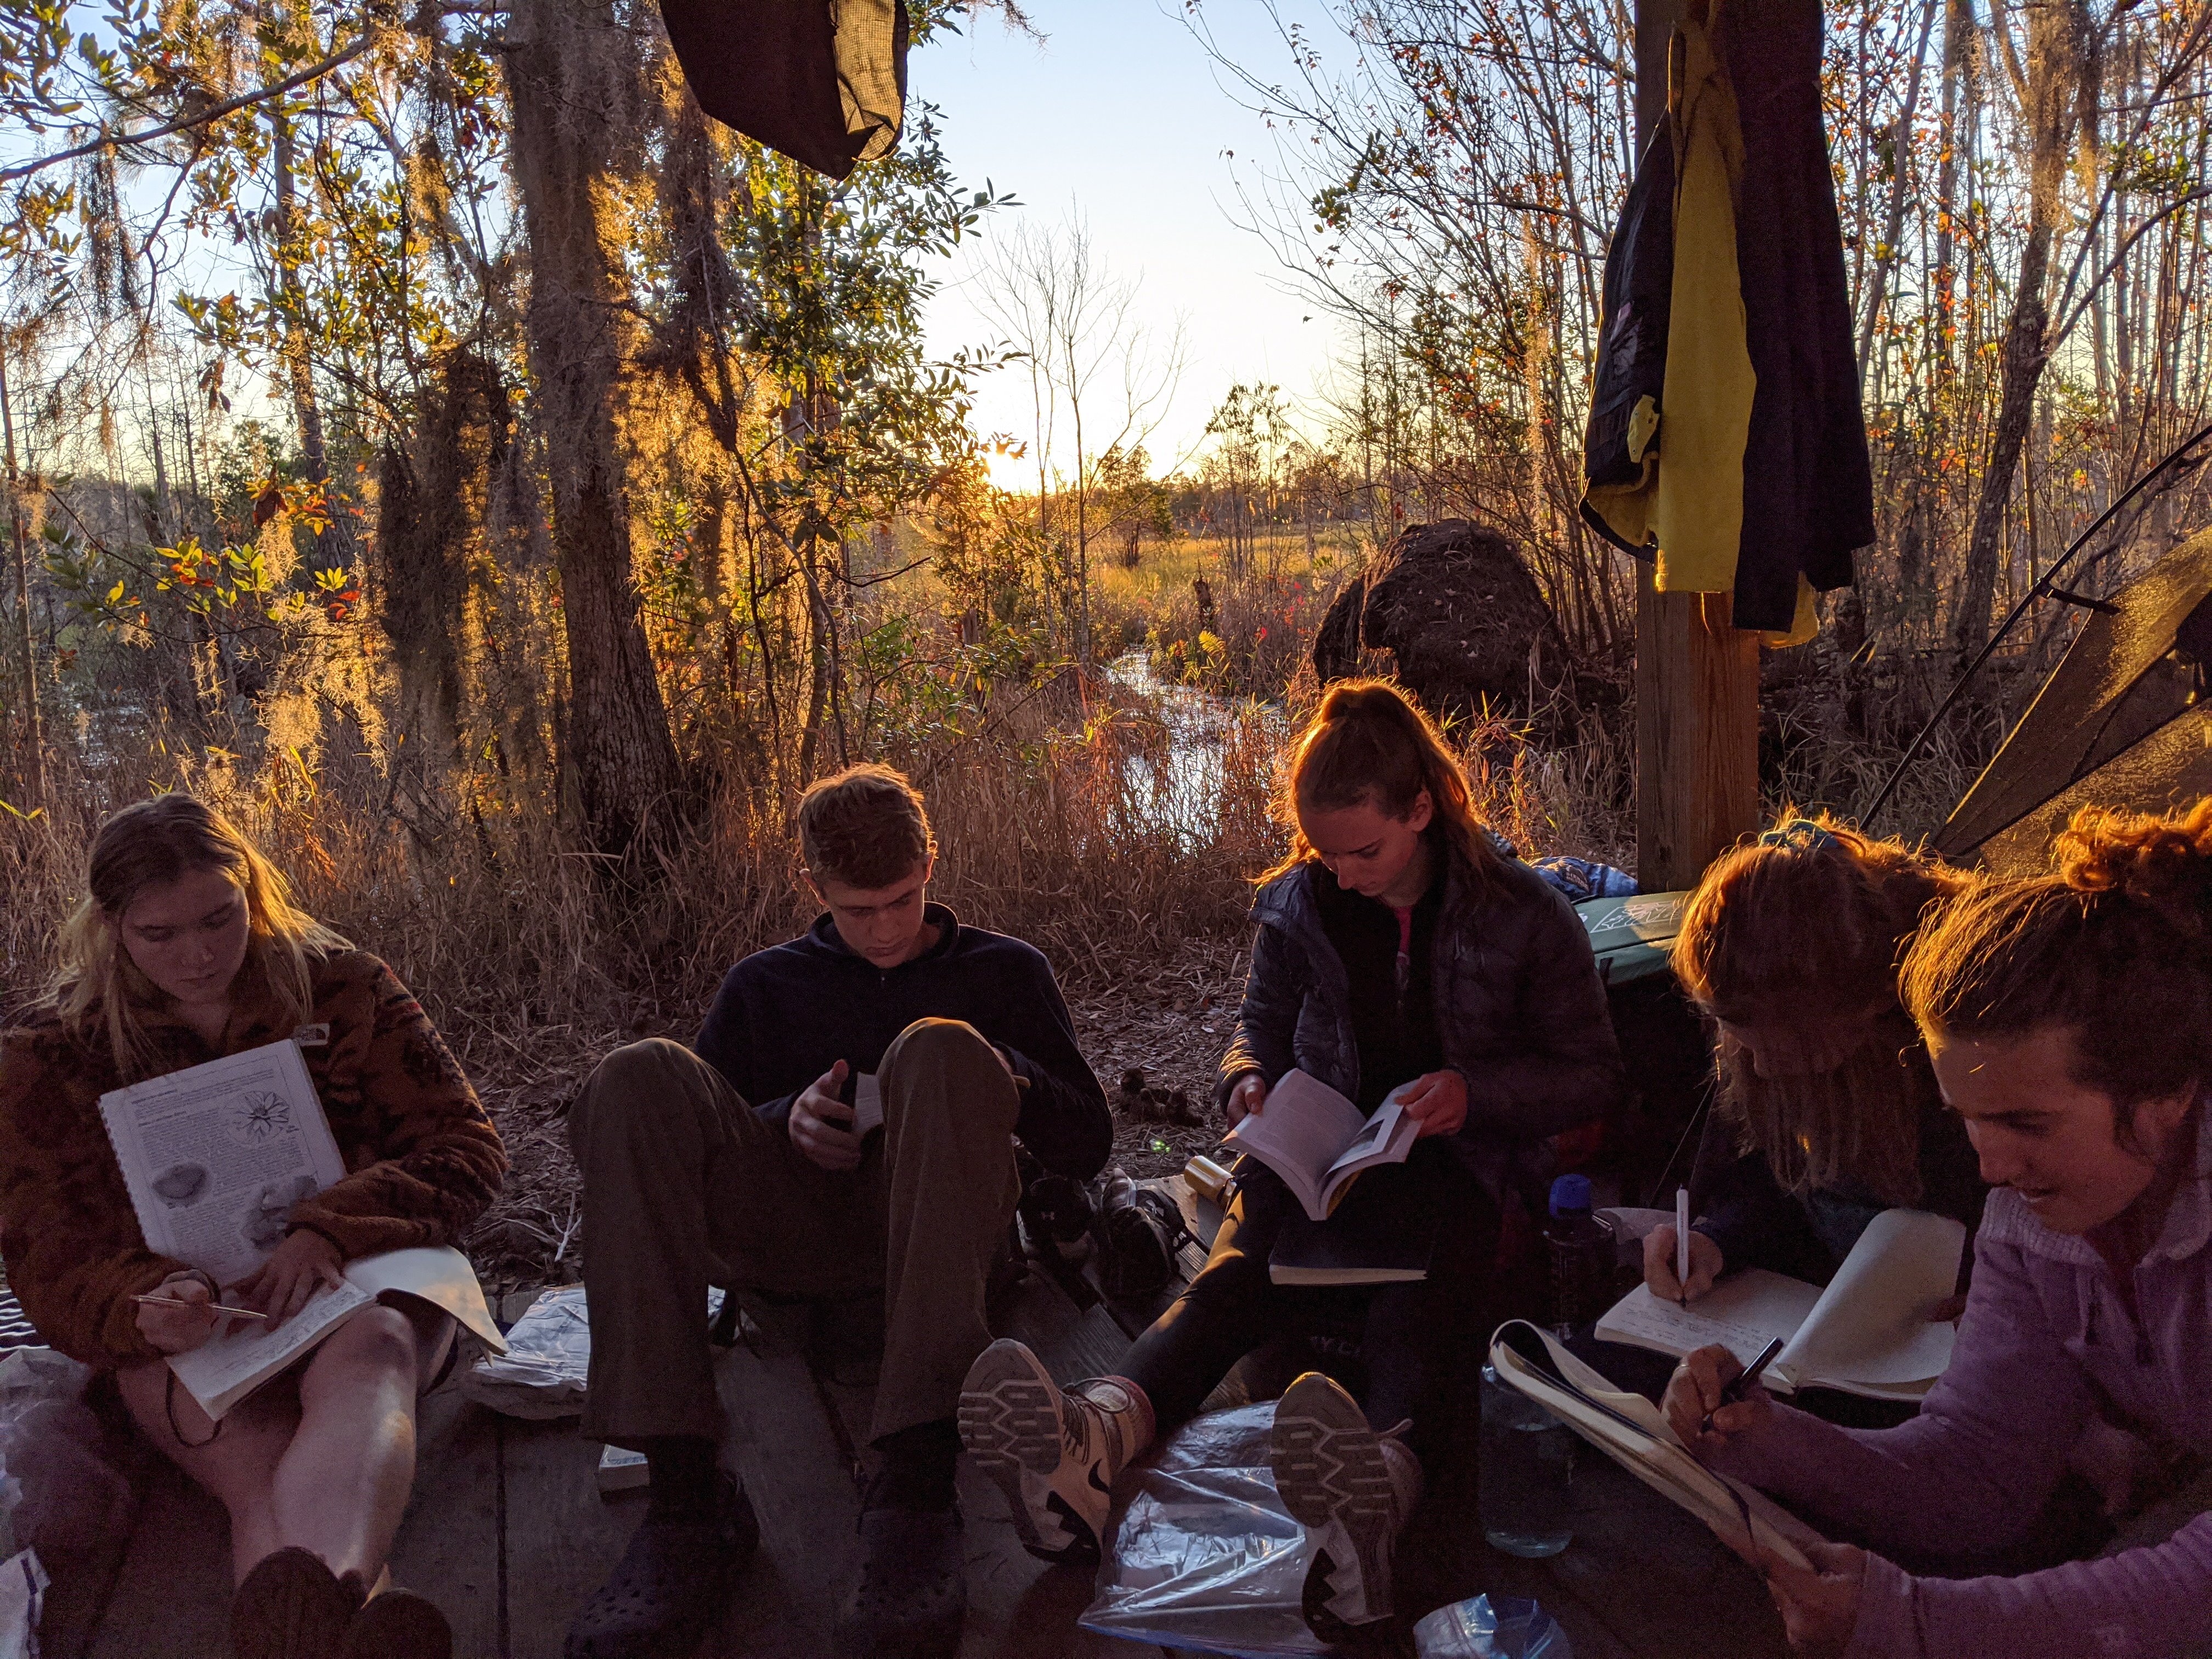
[1580, 0, 1872, 642]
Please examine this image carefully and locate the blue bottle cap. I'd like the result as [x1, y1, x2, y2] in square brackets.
[1548, 1173, 1594, 1216]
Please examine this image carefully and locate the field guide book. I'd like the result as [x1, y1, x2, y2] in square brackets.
[1593, 1208, 1967, 1401]
[99, 1039, 504, 1419]
[1488, 1321, 1824, 1572]
[1220, 1069, 1421, 1222]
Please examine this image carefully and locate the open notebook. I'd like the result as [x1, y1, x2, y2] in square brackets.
[1594, 1208, 1967, 1401]
[99, 1039, 504, 1420]
[1487, 1321, 1824, 1572]
[169, 1246, 505, 1420]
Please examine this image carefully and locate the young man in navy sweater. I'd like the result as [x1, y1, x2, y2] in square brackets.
[564, 765, 1110, 1659]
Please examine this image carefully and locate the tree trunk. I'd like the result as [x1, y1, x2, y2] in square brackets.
[1933, 0, 1969, 365]
[504, 0, 684, 855]
[1953, 0, 2080, 658]
[798, 543, 832, 786]
[0, 347, 45, 812]
[377, 353, 508, 768]
[1954, 224, 2051, 657]
[268, 109, 337, 571]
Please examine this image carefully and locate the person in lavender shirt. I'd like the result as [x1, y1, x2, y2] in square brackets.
[1664, 799, 2212, 1659]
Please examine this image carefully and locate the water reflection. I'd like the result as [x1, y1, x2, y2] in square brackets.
[1105, 651, 1286, 848]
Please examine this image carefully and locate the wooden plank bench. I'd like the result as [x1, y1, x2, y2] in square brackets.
[59, 1189, 1790, 1657]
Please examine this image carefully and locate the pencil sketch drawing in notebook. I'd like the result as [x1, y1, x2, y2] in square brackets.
[1594, 1209, 1967, 1400]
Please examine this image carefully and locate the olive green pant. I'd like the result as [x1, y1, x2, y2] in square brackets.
[567, 1019, 1021, 1447]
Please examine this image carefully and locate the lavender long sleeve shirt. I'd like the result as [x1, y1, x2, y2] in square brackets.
[1707, 1111, 2212, 1659]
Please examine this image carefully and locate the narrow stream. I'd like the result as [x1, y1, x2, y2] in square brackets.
[1105, 650, 1286, 845]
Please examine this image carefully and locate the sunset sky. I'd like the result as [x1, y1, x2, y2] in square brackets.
[919, 1, 1351, 483]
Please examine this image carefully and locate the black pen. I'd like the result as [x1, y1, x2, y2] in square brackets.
[1701, 1336, 1784, 1434]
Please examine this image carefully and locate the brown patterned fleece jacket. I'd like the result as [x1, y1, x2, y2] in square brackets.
[0, 950, 506, 1370]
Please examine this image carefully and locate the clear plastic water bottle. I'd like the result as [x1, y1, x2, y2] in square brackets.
[1479, 1362, 1573, 1557]
[1543, 1173, 1615, 1337]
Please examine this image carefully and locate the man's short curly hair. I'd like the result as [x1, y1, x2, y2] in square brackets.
[797, 764, 935, 889]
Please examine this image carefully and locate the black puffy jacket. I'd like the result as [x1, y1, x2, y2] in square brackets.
[1220, 849, 1627, 1199]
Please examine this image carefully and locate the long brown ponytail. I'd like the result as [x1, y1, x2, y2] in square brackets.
[1261, 678, 1504, 893]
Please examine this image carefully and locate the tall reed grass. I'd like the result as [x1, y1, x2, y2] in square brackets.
[0, 675, 1291, 1033]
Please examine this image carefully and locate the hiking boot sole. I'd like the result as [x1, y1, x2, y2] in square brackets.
[957, 1340, 1099, 1565]
[1269, 1373, 1396, 1626]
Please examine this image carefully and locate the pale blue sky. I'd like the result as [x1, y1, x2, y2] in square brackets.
[916, 1, 1351, 482]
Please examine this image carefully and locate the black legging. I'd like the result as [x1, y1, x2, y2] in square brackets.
[1118, 1139, 1497, 1476]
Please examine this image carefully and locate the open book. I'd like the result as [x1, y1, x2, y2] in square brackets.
[851, 1072, 884, 1136]
[99, 1040, 504, 1419]
[170, 1246, 505, 1420]
[1221, 1069, 1421, 1222]
[1488, 1321, 1823, 1572]
[1593, 1208, 1967, 1401]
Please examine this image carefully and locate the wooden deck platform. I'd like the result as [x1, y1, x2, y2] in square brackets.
[54, 1186, 1791, 1658]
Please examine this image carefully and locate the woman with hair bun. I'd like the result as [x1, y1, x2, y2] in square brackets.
[961, 679, 1625, 1638]
[0, 794, 506, 1659]
[1666, 799, 2212, 1658]
[1648, 814, 1985, 1309]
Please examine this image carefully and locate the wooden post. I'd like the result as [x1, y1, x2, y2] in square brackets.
[1632, 0, 1760, 890]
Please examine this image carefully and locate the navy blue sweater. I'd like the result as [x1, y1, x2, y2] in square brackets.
[693, 904, 1111, 1178]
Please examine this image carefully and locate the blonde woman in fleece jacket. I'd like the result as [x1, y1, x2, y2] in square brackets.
[1664, 800, 2212, 1659]
[0, 796, 505, 1659]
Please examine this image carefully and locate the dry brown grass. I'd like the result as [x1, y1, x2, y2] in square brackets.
[3, 610, 1986, 1306]
[0, 670, 1297, 1295]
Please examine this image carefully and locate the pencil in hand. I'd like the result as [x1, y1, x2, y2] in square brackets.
[131, 1293, 264, 1320]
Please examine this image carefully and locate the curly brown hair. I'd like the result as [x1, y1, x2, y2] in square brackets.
[1674, 812, 1970, 1024]
[1674, 811, 1970, 1204]
[1901, 799, 2212, 1117]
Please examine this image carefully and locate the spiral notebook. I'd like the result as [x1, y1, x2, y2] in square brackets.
[99, 1040, 504, 1419]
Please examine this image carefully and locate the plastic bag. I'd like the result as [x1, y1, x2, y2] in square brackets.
[0, 1547, 45, 1659]
[459, 1284, 591, 1419]
[458, 1285, 726, 1420]
[1414, 1594, 1573, 1659]
[0, 1347, 132, 1556]
[1077, 1402, 1329, 1658]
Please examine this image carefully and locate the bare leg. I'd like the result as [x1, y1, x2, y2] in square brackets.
[267, 1303, 445, 1581]
[117, 1359, 300, 1579]
[119, 1301, 456, 1583]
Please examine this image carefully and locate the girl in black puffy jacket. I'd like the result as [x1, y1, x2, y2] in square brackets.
[958, 680, 1624, 1639]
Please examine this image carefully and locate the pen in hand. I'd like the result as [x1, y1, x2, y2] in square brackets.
[1675, 1186, 1691, 1306]
[1701, 1336, 1784, 1434]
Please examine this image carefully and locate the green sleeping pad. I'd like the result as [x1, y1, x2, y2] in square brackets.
[1573, 890, 1690, 986]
